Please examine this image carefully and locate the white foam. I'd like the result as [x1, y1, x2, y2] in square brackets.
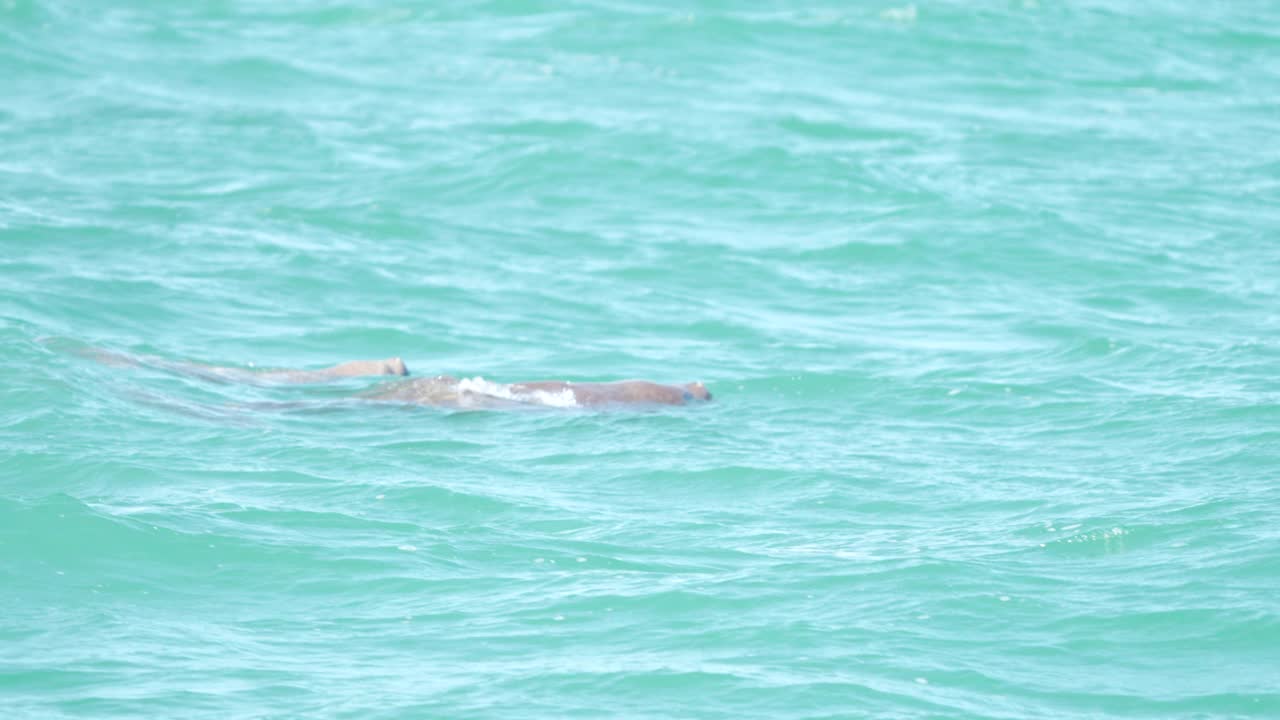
[882, 5, 918, 23]
[456, 376, 580, 408]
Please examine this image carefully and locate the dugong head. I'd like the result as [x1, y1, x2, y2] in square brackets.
[683, 382, 712, 402]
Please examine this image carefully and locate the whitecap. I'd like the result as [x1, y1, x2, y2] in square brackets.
[456, 376, 579, 408]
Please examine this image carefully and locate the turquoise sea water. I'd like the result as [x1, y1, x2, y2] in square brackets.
[4, 1, 1280, 717]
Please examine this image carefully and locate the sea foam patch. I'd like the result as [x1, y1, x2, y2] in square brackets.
[456, 376, 580, 408]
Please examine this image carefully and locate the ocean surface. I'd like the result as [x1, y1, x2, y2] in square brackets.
[3, 1, 1280, 717]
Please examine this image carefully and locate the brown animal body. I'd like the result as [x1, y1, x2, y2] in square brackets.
[366, 373, 710, 408]
[281, 358, 711, 409]
[84, 348, 711, 409]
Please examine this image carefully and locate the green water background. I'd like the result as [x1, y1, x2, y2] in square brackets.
[3, 1, 1280, 717]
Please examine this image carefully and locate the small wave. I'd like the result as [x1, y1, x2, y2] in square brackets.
[456, 376, 579, 408]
